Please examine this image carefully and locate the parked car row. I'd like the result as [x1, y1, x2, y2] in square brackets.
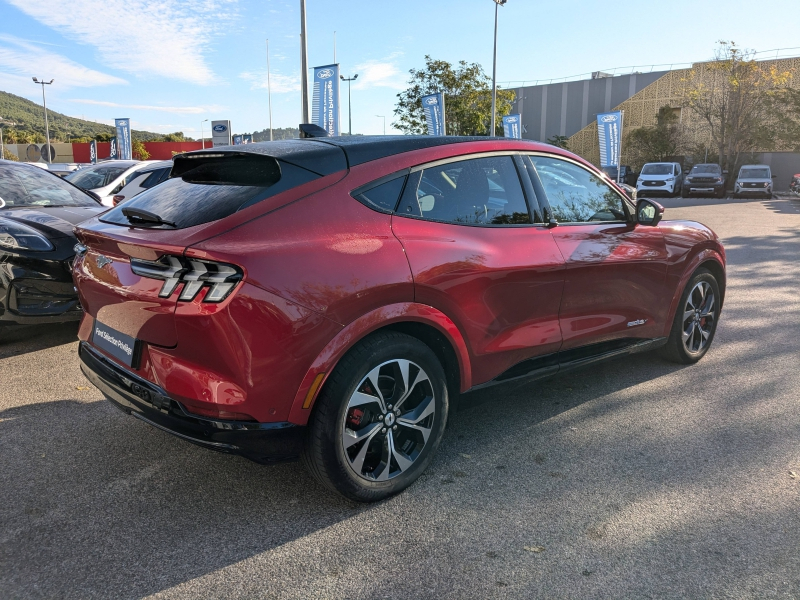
[633, 161, 779, 199]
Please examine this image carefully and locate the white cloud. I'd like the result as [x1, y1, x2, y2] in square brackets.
[5, 0, 237, 85]
[0, 35, 127, 88]
[352, 55, 406, 91]
[239, 71, 300, 93]
[67, 98, 225, 115]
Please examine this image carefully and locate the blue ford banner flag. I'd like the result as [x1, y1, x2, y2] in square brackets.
[115, 118, 132, 160]
[502, 114, 522, 139]
[421, 93, 445, 136]
[89, 140, 97, 164]
[596, 111, 623, 168]
[233, 135, 243, 145]
[242, 134, 252, 144]
[312, 64, 340, 136]
[108, 137, 118, 160]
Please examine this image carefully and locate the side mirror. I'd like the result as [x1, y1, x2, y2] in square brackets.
[636, 198, 664, 226]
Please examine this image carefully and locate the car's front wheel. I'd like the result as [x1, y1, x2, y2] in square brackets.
[660, 268, 720, 364]
[302, 331, 449, 502]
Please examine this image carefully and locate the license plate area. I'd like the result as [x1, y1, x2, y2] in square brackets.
[91, 319, 142, 368]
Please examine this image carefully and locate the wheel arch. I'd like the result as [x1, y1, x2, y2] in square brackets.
[662, 249, 726, 337]
[287, 302, 472, 425]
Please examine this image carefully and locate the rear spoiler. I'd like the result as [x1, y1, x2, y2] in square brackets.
[171, 152, 281, 186]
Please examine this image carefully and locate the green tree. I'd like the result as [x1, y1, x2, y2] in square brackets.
[2, 147, 19, 161]
[682, 41, 793, 174]
[132, 139, 150, 160]
[625, 105, 686, 169]
[546, 135, 569, 149]
[393, 56, 515, 136]
[163, 131, 193, 142]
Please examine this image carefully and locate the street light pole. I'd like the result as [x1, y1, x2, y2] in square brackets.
[266, 39, 274, 141]
[200, 119, 208, 149]
[300, 0, 310, 124]
[490, 0, 507, 137]
[340, 74, 358, 135]
[32, 77, 54, 163]
[376, 115, 386, 135]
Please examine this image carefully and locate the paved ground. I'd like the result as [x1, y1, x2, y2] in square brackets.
[2, 195, 799, 599]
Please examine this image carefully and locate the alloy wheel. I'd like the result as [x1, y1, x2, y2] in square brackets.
[342, 359, 436, 481]
[682, 281, 716, 354]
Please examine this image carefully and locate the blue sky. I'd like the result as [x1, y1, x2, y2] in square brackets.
[1, 0, 798, 138]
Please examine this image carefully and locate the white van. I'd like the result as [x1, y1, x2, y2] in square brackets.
[636, 162, 683, 197]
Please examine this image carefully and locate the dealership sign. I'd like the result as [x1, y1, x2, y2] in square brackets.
[596, 111, 623, 168]
[502, 114, 522, 139]
[211, 120, 232, 147]
[109, 137, 118, 160]
[421, 92, 445, 136]
[312, 64, 340, 136]
[115, 118, 132, 160]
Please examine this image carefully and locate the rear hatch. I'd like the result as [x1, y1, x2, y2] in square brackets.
[74, 145, 347, 350]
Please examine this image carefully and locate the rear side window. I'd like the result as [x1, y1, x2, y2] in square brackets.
[396, 155, 531, 225]
[99, 156, 319, 229]
[140, 168, 170, 190]
[352, 176, 406, 212]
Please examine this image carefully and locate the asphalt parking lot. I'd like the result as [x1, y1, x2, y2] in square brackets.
[2, 194, 800, 599]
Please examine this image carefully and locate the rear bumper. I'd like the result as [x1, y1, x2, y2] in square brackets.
[78, 342, 304, 463]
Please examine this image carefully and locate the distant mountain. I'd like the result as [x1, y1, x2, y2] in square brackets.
[0, 90, 172, 142]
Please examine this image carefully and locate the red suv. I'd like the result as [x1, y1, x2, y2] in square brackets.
[73, 137, 725, 502]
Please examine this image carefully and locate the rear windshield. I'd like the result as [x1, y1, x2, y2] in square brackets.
[67, 164, 129, 189]
[98, 159, 319, 229]
[739, 168, 770, 179]
[0, 164, 98, 208]
[641, 164, 673, 175]
[690, 164, 721, 174]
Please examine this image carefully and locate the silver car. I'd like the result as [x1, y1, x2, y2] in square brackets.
[734, 164, 773, 198]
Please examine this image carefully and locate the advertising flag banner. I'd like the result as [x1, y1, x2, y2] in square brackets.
[502, 114, 522, 139]
[311, 64, 340, 136]
[421, 93, 445, 136]
[89, 140, 97, 164]
[115, 118, 132, 160]
[242, 134, 252, 144]
[596, 111, 622, 168]
[109, 137, 118, 160]
[233, 135, 243, 145]
[211, 120, 232, 147]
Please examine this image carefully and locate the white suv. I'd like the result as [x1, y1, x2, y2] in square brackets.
[636, 162, 683, 197]
[734, 164, 773, 198]
[111, 160, 173, 206]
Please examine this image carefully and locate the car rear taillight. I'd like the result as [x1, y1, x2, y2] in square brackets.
[130, 255, 243, 302]
[112, 195, 125, 206]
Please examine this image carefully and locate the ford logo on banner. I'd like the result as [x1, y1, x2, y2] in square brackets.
[317, 68, 334, 79]
[506, 116, 518, 123]
[425, 97, 439, 105]
[600, 114, 618, 122]
[213, 124, 227, 133]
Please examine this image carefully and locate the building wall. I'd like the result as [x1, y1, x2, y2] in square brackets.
[514, 71, 668, 142]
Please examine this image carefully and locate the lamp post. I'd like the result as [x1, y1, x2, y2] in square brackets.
[490, 0, 507, 137]
[300, 0, 310, 124]
[0, 119, 16, 159]
[200, 119, 209, 149]
[376, 115, 386, 135]
[32, 77, 54, 163]
[340, 74, 358, 135]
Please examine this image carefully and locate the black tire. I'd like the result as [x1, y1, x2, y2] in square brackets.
[302, 331, 449, 502]
[660, 268, 720, 364]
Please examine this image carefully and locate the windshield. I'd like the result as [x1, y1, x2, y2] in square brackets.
[641, 164, 674, 175]
[0, 164, 98, 208]
[690, 164, 721, 175]
[739, 168, 770, 179]
[66, 164, 130, 189]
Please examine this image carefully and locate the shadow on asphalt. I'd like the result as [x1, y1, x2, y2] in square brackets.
[2, 208, 800, 597]
[0, 322, 79, 358]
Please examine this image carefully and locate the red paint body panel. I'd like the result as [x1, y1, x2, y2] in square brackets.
[550, 222, 669, 347]
[392, 218, 565, 386]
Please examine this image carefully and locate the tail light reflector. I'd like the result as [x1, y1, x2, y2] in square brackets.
[130, 255, 243, 303]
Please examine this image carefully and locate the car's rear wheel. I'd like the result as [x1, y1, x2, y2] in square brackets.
[302, 331, 449, 502]
[660, 269, 720, 364]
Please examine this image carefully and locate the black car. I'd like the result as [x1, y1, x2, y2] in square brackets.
[0, 161, 105, 327]
[682, 163, 726, 198]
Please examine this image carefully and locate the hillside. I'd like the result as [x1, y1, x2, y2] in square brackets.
[0, 90, 171, 143]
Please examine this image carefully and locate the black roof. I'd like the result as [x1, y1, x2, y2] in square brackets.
[182, 135, 521, 176]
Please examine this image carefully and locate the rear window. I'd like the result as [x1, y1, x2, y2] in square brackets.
[99, 158, 318, 229]
[66, 164, 129, 189]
